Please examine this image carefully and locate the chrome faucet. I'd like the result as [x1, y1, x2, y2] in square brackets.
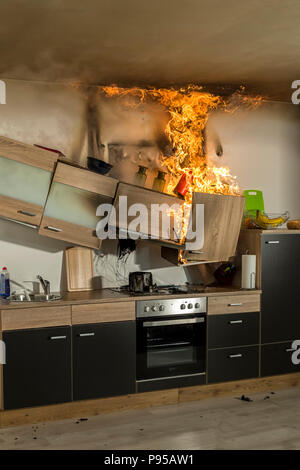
[37, 275, 51, 295]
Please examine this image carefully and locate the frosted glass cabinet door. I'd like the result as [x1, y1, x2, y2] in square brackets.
[0, 156, 53, 225]
[0, 156, 52, 205]
[39, 182, 109, 249]
[0, 135, 57, 226]
[38, 161, 118, 249]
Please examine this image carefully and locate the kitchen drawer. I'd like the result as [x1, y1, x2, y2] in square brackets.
[208, 312, 259, 349]
[207, 345, 259, 384]
[261, 341, 300, 377]
[72, 301, 135, 325]
[1, 306, 71, 331]
[208, 294, 260, 315]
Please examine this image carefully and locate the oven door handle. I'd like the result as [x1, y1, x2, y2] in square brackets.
[143, 317, 205, 327]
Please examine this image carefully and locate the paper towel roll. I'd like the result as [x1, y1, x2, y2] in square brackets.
[241, 255, 256, 289]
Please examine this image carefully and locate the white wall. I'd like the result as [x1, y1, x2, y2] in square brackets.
[0, 80, 300, 291]
[207, 102, 300, 218]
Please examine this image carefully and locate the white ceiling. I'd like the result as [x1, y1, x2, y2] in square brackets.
[1, 0, 300, 99]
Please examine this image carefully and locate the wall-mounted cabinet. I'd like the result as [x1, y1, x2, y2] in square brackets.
[0, 136, 58, 226]
[109, 182, 186, 246]
[162, 192, 245, 265]
[39, 162, 118, 249]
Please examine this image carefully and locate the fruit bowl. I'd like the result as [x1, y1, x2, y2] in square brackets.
[243, 211, 290, 230]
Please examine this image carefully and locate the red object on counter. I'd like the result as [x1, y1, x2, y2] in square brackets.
[34, 144, 65, 157]
[174, 171, 193, 198]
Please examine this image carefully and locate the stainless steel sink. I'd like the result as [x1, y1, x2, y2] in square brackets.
[8, 293, 62, 302]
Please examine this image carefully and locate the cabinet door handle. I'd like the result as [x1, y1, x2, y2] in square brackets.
[78, 332, 95, 337]
[228, 303, 243, 307]
[45, 226, 62, 232]
[17, 210, 36, 217]
[286, 348, 295, 352]
[228, 320, 243, 325]
[228, 353, 243, 359]
[265, 240, 280, 244]
[143, 318, 205, 327]
[49, 335, 67, 340]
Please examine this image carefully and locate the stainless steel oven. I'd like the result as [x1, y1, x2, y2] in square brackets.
[136, 298, 207, 390]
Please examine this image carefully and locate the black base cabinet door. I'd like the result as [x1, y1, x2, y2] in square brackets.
[261, 234, 300, 343]
[261, 342, 300, 377]
[207, 346, 259, 384]
[208, 312, 259, 349]
[73, 321, 136, 401]
[3, 326, 72, 410]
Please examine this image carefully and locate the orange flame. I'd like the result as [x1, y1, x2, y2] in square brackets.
[102, 85, 262, 256]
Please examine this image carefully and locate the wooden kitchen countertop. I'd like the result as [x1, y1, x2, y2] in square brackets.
[0, 287, 261, 310]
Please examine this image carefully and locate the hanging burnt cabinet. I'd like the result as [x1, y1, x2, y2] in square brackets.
[161, 192, 245, 264]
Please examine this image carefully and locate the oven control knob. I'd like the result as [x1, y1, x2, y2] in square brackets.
[151, 305, 158, 312]
[195, 302, 200, 309]
[180, 304, 186, 310]
[159, 305, 165, 311]
[188, 303, 193, 309]
[144, 306, 150, 312]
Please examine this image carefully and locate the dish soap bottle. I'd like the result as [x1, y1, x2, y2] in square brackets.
[0, 267, 10, 298]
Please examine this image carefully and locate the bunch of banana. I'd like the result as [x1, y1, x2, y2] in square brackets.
[255, 210, 286, 229]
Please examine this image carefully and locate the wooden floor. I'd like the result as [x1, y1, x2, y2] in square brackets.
[0, 386, 300, 450]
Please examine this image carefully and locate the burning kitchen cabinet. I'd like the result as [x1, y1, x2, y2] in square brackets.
[108, 182, 186, 246]
[162, 192, 245, 265]
[39, 162, 118, 249]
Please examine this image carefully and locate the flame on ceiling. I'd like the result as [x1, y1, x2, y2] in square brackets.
[101, 84, 263, 203]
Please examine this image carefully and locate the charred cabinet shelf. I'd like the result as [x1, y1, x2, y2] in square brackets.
[0, 135, 58, 226]
[39, 162, 118, 249]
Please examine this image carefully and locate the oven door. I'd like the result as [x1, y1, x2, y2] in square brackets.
[137, 315, 206, 380]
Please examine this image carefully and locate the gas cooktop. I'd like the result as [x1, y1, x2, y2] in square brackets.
[110, 284, 207, 297]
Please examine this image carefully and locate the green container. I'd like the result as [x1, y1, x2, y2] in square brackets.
[243, 190, 265, 216]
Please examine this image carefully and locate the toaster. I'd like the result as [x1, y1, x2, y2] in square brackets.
[129, 272, 153, 294]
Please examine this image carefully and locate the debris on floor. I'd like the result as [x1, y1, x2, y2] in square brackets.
[75, 418, 89, 424]
[237, 394, 253, 402]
